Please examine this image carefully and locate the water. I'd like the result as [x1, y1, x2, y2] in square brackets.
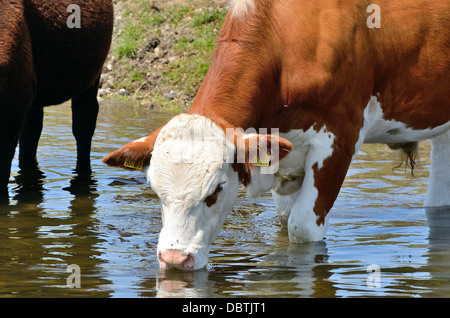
[1, 99, 450, 298]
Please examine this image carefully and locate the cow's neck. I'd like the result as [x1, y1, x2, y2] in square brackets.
[188, 6, 285, 132]
[187, 1, 351, 136]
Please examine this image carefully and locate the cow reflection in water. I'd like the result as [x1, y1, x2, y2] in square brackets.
[155, 241, 333, 298]
[154, 207, 450, 297]
[13, 165, 96, 205]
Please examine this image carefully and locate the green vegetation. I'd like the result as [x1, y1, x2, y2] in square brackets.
[106, 0, 227, 110]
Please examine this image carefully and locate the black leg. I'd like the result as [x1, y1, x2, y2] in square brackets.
[0, 92, 31, 203]
[18, 106, 44, 169]
[71, 77, 100, 171]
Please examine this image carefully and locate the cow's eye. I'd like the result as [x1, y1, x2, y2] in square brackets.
[204, 183, 225, 207]
[214, 183, 224, 194]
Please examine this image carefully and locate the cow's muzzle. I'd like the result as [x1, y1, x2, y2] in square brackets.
[159, 250, 195, 271]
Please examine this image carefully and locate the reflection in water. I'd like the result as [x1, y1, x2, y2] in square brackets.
[154, 207, 450, 298]
[1, 161, 112, 297]
[424, 206, 450, 297]
[426, 206, 450, 247]
[13, 165, 46, 204]
[1, 100, 450, 298]
[156, 270, 212, 297]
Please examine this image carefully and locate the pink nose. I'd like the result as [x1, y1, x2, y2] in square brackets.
[159, 250, 195, 271]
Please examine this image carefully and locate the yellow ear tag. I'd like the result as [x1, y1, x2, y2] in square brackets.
[253, 154, 271, 167]
[124, 157, 144, 170]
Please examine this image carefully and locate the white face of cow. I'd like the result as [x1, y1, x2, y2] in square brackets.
[148, 114, 239, 270]
[103, 113, 292, 271]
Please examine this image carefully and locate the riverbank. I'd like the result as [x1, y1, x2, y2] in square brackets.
[100, 0, 228, 111]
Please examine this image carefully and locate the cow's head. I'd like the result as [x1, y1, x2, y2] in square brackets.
[103, 114, 292, 271]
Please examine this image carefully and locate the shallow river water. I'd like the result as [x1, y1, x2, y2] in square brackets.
[1, 99, 450, 298]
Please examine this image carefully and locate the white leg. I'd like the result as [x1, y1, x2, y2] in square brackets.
[272, 189, 301, 227]
[281, 129, 352, 243]
[425, 130, 450, 207]
[287, 166, 329, 243]
[273, 123, 355, 243]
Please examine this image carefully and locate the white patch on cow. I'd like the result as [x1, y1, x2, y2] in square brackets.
[242, 132, 257, 139]
[230, 0, 255, 18]
[272, 190, 299, 227]
[246, 167, 275, 198]
[273, 126, 335, 195]
[356, 95, 450, 208]
[425, 129, 450, 207]
[148, 114, 239, 270]
[361, 96, 450, 144]
[271, 125, 335, 242]
[134, 136, 147, 143]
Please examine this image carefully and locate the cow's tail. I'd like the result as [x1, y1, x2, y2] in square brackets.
[387, 142, 419, 175]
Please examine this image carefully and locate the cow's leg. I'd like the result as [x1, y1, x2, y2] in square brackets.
[287, 135, 354, 243]
[0, 92, 31, 202]
[18, 106, 44, 169]
[425, 129, 450, 207]
[272, 189, 301, 227]
[71, 77, 100, 171]
[0, 8, 34, 202]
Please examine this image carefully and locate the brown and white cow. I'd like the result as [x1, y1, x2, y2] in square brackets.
[104, 0, 450, 271]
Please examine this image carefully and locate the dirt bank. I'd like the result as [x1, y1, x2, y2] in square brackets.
[100, 0, 229, 110]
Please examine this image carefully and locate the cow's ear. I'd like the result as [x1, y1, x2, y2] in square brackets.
[232, 133, 292, 197]
[237, 134, 292, 168]
[102, 127, 162, 171]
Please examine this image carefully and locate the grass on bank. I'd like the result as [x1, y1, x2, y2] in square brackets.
[110, 0, 227, 110]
